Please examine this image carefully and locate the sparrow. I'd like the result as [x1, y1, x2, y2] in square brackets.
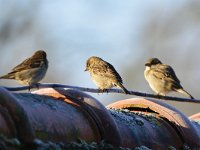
[144, 58, 194, 99]
[0, 50, 48, 89]
[85, 56, 130, 94]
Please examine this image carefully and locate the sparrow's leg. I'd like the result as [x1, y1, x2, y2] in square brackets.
[97, 88, 102, 94]
[28, 84, 31, 92]
[155, 93, 162, 99]
[35, 83, 40, 90]
[102, 89, 109, 94]
[98, 88, 107, 94]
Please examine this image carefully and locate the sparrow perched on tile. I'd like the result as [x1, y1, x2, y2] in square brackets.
[144, 58, 194, 99]
[85, 56, 130, 94]
[0, 50, 48, 88]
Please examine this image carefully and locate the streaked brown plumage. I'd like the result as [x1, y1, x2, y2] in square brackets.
[144, 58, 194, 99]
[85, 56, 130, 94]
[0, 50, 48, 87]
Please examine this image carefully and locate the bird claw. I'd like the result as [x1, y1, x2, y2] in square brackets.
[28, 83, 40, 92]
[155, 93, 163, 99]
[98, 89, 108, 94]
[28, 85, 32, 92]
[35, 83, 40, 90]
[28, 86, 31, 92]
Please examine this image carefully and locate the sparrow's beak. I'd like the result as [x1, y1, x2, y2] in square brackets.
[145, 63, 151, 67]
[84, 68, 88, 71]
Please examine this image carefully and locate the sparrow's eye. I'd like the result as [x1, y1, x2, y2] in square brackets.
[86, 62, 91, 69]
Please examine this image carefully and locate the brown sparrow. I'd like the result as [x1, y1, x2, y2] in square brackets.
[144, 58, 194, 99]
[0, 50, 48, 88]
[85, 56, 130, 94]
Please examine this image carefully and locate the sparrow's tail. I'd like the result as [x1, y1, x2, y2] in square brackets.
[176, 88, 194, 99]
[116, 83, 130, 94]
[0, 73, 15, 79]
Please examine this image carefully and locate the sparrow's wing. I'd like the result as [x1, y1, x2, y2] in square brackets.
[152, 64, 182, 89]
[105, 62, 123, 83]
[92, 61, 123, 83]
[159, 64, 180, 83]
[12, 57, 43, 72]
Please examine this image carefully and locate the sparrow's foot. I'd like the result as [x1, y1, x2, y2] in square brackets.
[155, 93, 162, 99]
[35, 83, 40, 90]
[103, 89, 108, 94]
[98, 89, 108, 94]
[103, 89, 109, 94]
[98, 89, 103, 94]
[28, 85, 32, 92]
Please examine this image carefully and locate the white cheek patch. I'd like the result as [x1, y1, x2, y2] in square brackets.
[145, 66, 150, 71]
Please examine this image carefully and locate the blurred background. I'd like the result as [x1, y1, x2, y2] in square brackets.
[0, 0, 199, 116]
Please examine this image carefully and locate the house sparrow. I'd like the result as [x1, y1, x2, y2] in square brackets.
[85, 56, 130, 94]
[0, 50, 48, 88]
[144, 58, 194, 99]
